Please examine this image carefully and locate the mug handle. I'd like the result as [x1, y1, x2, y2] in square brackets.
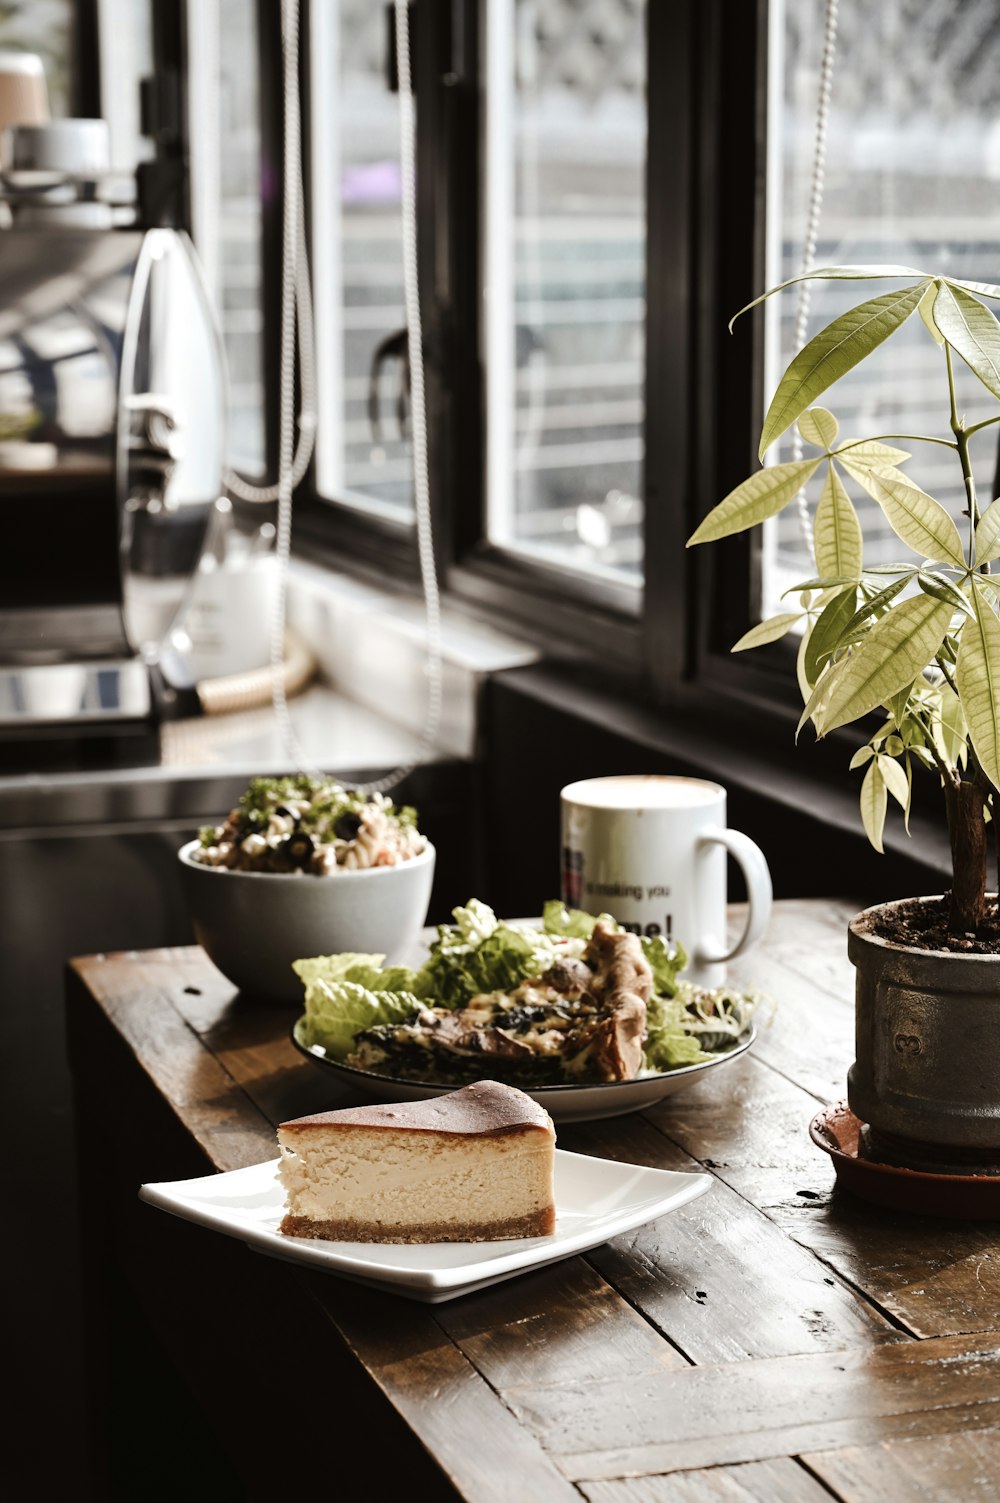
[695, 827, 773, 965]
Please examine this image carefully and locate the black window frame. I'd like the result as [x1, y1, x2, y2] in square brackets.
[162, 0, 805, 723]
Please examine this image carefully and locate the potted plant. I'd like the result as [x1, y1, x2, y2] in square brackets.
[688, 265, 1000, 1171]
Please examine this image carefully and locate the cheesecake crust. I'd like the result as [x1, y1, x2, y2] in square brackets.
[279, 1204, 556, 1243]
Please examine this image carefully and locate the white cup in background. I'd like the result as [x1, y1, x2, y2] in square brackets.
[560, 774, 773, 989]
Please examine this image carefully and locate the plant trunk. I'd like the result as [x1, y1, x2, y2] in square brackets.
[945, 780, 987, 933]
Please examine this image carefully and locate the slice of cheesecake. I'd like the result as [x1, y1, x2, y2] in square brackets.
[277, 1079, 556, 1244]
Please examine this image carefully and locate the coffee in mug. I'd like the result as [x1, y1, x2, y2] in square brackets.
[560, 774, 772, 988]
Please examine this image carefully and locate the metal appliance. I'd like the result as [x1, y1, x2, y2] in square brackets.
[0, 120, 226, 764]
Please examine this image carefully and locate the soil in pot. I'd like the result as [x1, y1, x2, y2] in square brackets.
[862, 894, 1000, 955]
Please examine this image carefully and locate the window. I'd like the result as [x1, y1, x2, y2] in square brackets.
[172, 2, 768, 698]
[310, 0, 414, 521]
[762, 0, 1000, 619]
[484, 0, 646, 590]
[187, 0, 267, 475]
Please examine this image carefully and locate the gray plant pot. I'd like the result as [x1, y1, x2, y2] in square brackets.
[847, 897, 1000, 1172]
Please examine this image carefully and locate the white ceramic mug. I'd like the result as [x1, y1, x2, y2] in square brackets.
[560, 774, 773, 988]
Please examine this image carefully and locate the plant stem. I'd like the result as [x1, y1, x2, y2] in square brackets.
[832, 433, 957, 455]
[912, 705, 959, 785]
[934, 654, 959, 698]
[946, 779, 988, 931]
[943, 339, 989, 931]
[964, 413, 1000, 439]
[945, 343, 980, 543]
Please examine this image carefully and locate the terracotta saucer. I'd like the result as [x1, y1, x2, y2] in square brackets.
[809, 1102, 1000, 1220]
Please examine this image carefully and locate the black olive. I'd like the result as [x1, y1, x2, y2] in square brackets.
[283, 832, 315, 867]
[275, 805, 293, 819]
[334, 811, 362, 840]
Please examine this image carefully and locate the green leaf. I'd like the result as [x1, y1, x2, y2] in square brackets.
[864, 562, 919, 574]
[797, 407, 839, 449]
[904, 756, 913, 834]
[782, 574, 856, 596]
[687, 458, 822, 545]
[804, 585, 858, 685]
[917, 570, 974, 615]
[917, 282, 944, 346]
[945, 276, 1000, 302]
[834, 575, 914, 650]
[814, 464, 863, 581]
[860, 758, 887, 853]
[758, 282, 929, 459]
[931, 282, 1000, 400]
[956, 584, 1000, 792]
[816, 594, 954, 736]
[731, 613, 803, 652]
[889, 684, 914, 727]
[834, 440, 912, 474]
[850, 470, 966, 567]
[974, 497, 1000, 566]
[935, 682, 968, 767]
[795, 625, 813, 704]
[849, 745, 874, 769]
[878, 754, 909, 809]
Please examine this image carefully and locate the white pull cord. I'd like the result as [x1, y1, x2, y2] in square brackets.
[224, 0, 442, 793]
[789, 0, 839, 558]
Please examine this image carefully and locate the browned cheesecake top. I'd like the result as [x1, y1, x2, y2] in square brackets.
[279, 1079, 555, 1139]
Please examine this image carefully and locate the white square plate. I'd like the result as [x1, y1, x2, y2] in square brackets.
[139, 1150, 712, 1303]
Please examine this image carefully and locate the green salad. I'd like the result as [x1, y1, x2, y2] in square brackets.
[293, 899, 761, 1084]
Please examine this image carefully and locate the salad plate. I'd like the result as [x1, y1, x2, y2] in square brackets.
[291, 1017, 756, 1123]
[139, 1150, 713, 1302]
[288, 898, 761, 1123]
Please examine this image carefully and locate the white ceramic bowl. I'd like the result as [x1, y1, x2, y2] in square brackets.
[177, 838, 436, 1003]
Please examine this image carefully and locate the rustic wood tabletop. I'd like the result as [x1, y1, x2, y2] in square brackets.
[67, 898, 1000, 1502]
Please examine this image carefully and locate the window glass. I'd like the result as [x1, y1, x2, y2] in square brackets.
[311, 0, 413, 520]
[96, 0, 153, 177]
[485, 0, 646, 588]
[187, 0, 266, 475]
[762, 0, 1000, 617]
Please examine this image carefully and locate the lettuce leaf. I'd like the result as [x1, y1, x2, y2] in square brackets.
[296, 974, 420, 1059]
[642, 993, 711, 1071]
[418, 915, 565, 1008]
[541, 900, 618, 939]
[640, 935, 687, 998]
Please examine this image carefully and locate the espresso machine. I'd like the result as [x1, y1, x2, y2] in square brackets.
[0, 119, 227, 766]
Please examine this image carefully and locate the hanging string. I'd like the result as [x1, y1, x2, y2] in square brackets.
[789, 0, 840, 559]
[223, 0, 442, 793]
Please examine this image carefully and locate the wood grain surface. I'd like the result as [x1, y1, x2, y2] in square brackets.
[67, 899, 1000, 1502]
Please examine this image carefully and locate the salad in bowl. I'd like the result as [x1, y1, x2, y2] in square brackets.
[178, 776, 434, 1003]
[191, 776, 426, 875]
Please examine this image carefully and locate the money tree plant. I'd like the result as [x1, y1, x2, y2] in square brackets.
[688, 266, 1000, 936]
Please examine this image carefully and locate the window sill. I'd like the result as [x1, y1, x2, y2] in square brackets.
[285, 557, 540, 759]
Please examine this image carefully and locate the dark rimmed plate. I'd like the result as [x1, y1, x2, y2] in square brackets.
[290, 1017, 756, 1123]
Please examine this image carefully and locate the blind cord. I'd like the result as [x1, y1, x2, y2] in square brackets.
[220, 0, 442, 794]
[789, 0, 839, 558]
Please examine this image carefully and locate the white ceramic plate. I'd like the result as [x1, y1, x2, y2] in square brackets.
[291, 1018, 756, 1124]
[139, 1151, 712, 1303]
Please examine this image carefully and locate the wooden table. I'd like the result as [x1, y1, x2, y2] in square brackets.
[67, 899, 1000, 1503]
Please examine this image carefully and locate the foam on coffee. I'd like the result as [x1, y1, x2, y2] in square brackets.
[561, 775, 721, 810]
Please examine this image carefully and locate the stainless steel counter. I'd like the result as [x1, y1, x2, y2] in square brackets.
[0, 684, 432, 832]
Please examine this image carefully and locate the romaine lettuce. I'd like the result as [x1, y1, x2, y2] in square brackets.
[541, 900, 617, 939]
[296, 973, 420, 1059]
